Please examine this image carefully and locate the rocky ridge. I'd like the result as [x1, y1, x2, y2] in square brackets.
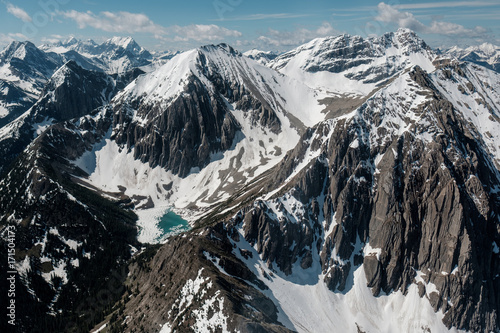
[0, 41, 62, 127]
[0, 60, 136, 175]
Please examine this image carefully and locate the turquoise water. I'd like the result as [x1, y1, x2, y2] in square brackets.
[157, 211, 190, 240]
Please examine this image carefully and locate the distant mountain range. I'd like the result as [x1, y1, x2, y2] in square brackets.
[444, 42, 500, 72]
[0, 30, 499, 333]
[0, 36, 177, 128]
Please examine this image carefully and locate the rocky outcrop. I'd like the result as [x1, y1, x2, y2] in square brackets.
[211, 64, 500, 332]
[0, 114, 138, 332]
[199, 47, 282, 134]
[111, 44, 289, 178]
[105, 224, 294, 333]
[0, 61, 130, 175]
[112, 73, 240, 177]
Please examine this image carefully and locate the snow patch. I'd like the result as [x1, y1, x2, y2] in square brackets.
[363, 243, 382, 260]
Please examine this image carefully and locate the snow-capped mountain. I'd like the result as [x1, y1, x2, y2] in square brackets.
[0, 29, 499, 333]
[0, 60, 139, 175]
[269, 28, 437, 96]
[68, 43, 329, 240]
[0, 37, 171, 131]
[41, 36, 157, 74]
[446, 43, 500, 73]
[0, 41, 61, 127]
[110, 35, 499, 332]
[243, 49, 278, 65]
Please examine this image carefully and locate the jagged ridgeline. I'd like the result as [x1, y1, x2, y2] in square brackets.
[0, 29, 499, 333]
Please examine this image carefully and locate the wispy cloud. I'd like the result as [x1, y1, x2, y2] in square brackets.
[442, 12, 500, 20]
[0, 33, 13, 46]
[256, 22, 338, 48]
[169, 24, 242, 42]
[376, 2, 488, 37]
[41, 35, 67, 44]
[5, 2, 32, 22]
[217, 13, 312, 21]
[0, 32, 28, 46]
[394, 1, 498, 10]
[58, 10, 242, 43]
[59, 10, 165, 35]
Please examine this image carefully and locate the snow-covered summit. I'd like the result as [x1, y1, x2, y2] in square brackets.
[98, 36, 149, 56]
[107, 36, 138, 50]
[269, 28, 437, 95]
[448, 42, 500, 58]
[40, 37, 97, 56]
[0, 41, 61, 126]
[1, 41, 51, 66]
[117, 42, 326, 128]
[40, 36, 153, 74]
[243, 49, 278, 65]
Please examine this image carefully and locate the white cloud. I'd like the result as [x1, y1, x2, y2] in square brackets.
[41, 36, 63, 44]
[6, 3, 32, 22]
[58, 10, 242, 43]
[0, 34, 14, 46]
[375, 2, 488, 37]
[0, 32, 29, 47]
[169, 24, 242, 42]
[8, 32, 28, 40]
[59, 10, 165, 35]
[219, 13, 311, 21]
[256, 22, 338, 48]
[394, 1, 497, 10]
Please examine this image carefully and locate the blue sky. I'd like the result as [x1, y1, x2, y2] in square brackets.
[1, 0, 499, 51]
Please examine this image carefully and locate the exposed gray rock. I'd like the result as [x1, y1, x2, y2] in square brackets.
[212, 63, 500, 332]
[112, 74, 240, 177]
[0, 60, 127, 175]
[105, 225, 294, 333]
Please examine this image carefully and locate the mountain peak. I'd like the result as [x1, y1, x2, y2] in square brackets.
[47, 60, 81, 88]
[395, 27, 417, 35]
[269, 28, 436, 96]
[243, 49, 278, 65]
[0, 40, 46, 63]
[200, 43, 240, 56]
[386, 28, 430, 53]
[64, 36, 78, 46]
[107, 36, 140, 50]
[475, 42, 499, 55]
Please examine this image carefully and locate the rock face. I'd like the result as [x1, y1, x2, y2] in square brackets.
[0, 61, 140, 175]
[31, 61, 115, 121]
[211, 64, 500, 331]
[0, 107, 138, 332]
[109, 225, 294, 333]
[0, 41, 62, 127]
[112, 73, 240, 177]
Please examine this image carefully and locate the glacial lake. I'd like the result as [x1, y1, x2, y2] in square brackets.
[157, 211, 190, 241]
